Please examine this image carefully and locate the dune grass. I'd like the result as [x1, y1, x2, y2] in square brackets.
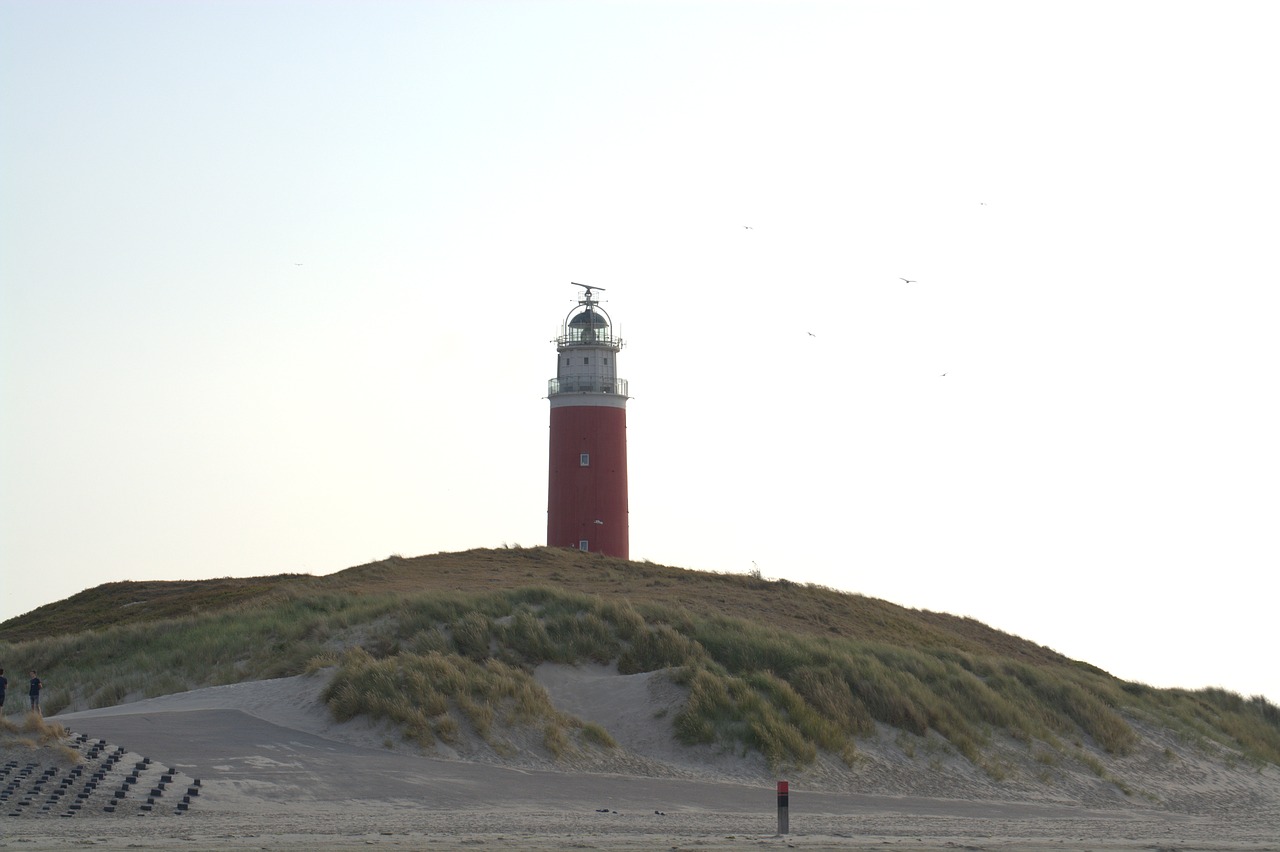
[0, 712, 81, 764]
[319, 644, 610, 757]
[2, 547, 1277, 774]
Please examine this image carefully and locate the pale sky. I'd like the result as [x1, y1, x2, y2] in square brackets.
[2, 1, 1277, 704]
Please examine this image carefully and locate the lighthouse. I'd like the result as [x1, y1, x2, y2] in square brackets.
[547, 284, 629, 557]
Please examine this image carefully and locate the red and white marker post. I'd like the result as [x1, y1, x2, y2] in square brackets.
[777, 780, 789, 835]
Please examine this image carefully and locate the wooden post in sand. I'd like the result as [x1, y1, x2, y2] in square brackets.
[777, 780, 789, 835]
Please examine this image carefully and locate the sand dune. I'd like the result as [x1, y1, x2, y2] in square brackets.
[0, 667, 1275, 851]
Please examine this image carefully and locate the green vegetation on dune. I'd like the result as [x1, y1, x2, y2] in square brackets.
[317, 645, 617, 757]
[0, 575, 309, 641]
[2, 547, 1277, 776]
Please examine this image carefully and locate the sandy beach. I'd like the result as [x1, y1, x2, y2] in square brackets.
[3, 667, 1276, 851]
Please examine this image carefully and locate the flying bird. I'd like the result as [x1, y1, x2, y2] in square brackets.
[900, 277, 917, 283]
[807, 332, 816, 337]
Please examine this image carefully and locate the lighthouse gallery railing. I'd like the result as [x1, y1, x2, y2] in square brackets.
[547, 378, 629, 396]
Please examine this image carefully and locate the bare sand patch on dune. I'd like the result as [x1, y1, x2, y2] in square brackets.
[533, 662, 773, 781]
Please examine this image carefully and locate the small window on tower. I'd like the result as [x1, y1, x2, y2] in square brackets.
[579, 540, 590, 552]
[565, 358, 570, 365]
[604, 357, 609, 365]
[584, 357, 590, 365]
[580, 453, 590, 467]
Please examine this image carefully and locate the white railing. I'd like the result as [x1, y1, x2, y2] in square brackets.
[548, 378, 629, 396]
[555, 330, 624, 349]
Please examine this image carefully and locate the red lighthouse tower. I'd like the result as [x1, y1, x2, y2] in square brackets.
[547, 284, 629, 557]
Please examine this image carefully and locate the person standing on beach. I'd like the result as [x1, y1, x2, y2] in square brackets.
[0, 668, 7, 711]
[28, 671, 41, 713]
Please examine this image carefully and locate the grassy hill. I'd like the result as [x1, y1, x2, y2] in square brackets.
[3, 546, 1278, 797]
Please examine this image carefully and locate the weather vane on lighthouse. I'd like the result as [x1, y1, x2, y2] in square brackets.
[546, 282, 630, 558]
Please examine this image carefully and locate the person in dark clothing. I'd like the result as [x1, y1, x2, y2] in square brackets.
[0, 668, 7, 710]
[28, 671, 41, 713]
